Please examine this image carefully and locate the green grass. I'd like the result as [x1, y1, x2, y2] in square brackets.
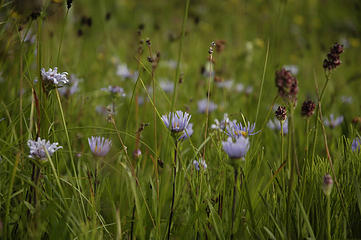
[0, 0, 361, 239]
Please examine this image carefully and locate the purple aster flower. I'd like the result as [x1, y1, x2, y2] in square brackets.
[193, 158, 207, 171]
[102, 86, 126, 97]
[352, 137, 361, 152]
[222, 136, 250, 159]
[159, 79, 174, 93]
[41, 67, 69, 91]
[324, 114, 344, 128]
[116, 64, 133, 79]
[226, 120, 259, 138]
[88, 136, 112, 157]
[211, 113, 231, 131]
[161, 110, 191, 133]
[340, 96, 352, 104]
[197, 99, 217, 113]
[236, 83, 244, 93]
[178, 123, 193, 141]
[27, 137, 62, 160]
[58, 74, 82, 96]
[267, 118, 289, 134]
[216, 79, 233, 90]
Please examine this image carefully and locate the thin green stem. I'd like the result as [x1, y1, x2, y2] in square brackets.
[255, 40, 269, 124]
[170, 0, 190, 111]
[167, 140, 178, 240]
[56, 10, 69, 66]
[327, 195, 331, 240]
[55, 89, 87, 218]
[4, 153, 20, 239]
[230, 168, 238, 240]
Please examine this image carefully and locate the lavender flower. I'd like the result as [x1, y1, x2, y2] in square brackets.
[102, 86, 126, 97]
[324, 114, 344, 128]
[159, 79, 174, 93]
[222, 136, 250, 159]
[236, 83, 244, 93]
[216, 79, 233, 90]
[267, 118, 289, 134]
[211, 113, 230, 131]
[27, 137, 62, 160]
[351, 137, 361, 152]
[340, 96, 352, 104]
[162, 60, 177, 69]
[245, 86, 254, 95]
[193, 158, 207, 171]
[41, 67, 69, 90]
[178, 123, 193, 141]
[161, 111, 191, 133]
[116, 64, 133, 79]
[226, 120, 259, 139]
[58, 74, 81, 96]
[197, 99, 217, 113]
[88, 136, 112, 157]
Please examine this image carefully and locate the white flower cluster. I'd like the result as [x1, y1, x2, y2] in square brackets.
[27, 137, 63, 160]
[41, 67, 69, 87]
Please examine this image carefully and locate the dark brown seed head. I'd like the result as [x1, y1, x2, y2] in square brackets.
[323, 42, 344, 70]
[275, 106, 287, 121]
[275, 68, 298, 105]
[301, 100, 316, 117]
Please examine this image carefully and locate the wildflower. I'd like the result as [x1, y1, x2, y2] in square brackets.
[324, 114, 344, 128]
[226, 120, 259, 139]
[41, 67, 69, 91]
[88, 136, 112, 157]
[283, 65, 299, 75]
[116, 64, 133, 79]
[178, 123, 193, 141]
[193, 158, 207, 171]
[96, 105, 113, 116]
[236, 83, 244, 93]
[216, 79, 233, 90]
[275, 68, 298, 105]
[267, 118, 288, 134]
[211, 113, 230, 131]
[322, 174, 333, 196]
[323, 43, 344, 70]
[222, 136, 250, 160]
[161, 110, 191, 133]
[102, 85, 126, 97]
[197, 99, 217, 113]
[161, 60, 177, 69]
[351, 137, 361, 152]
[245, 86, 254, 95]
[159, 79, 174, 93]
[275, 106, 287, 121]
[58, 74, 81, 96]
[301, 100, 316, 117]
[340, 96, 352, 104]
[27, 137, 62, 160]
[133, 149, 142, 158]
